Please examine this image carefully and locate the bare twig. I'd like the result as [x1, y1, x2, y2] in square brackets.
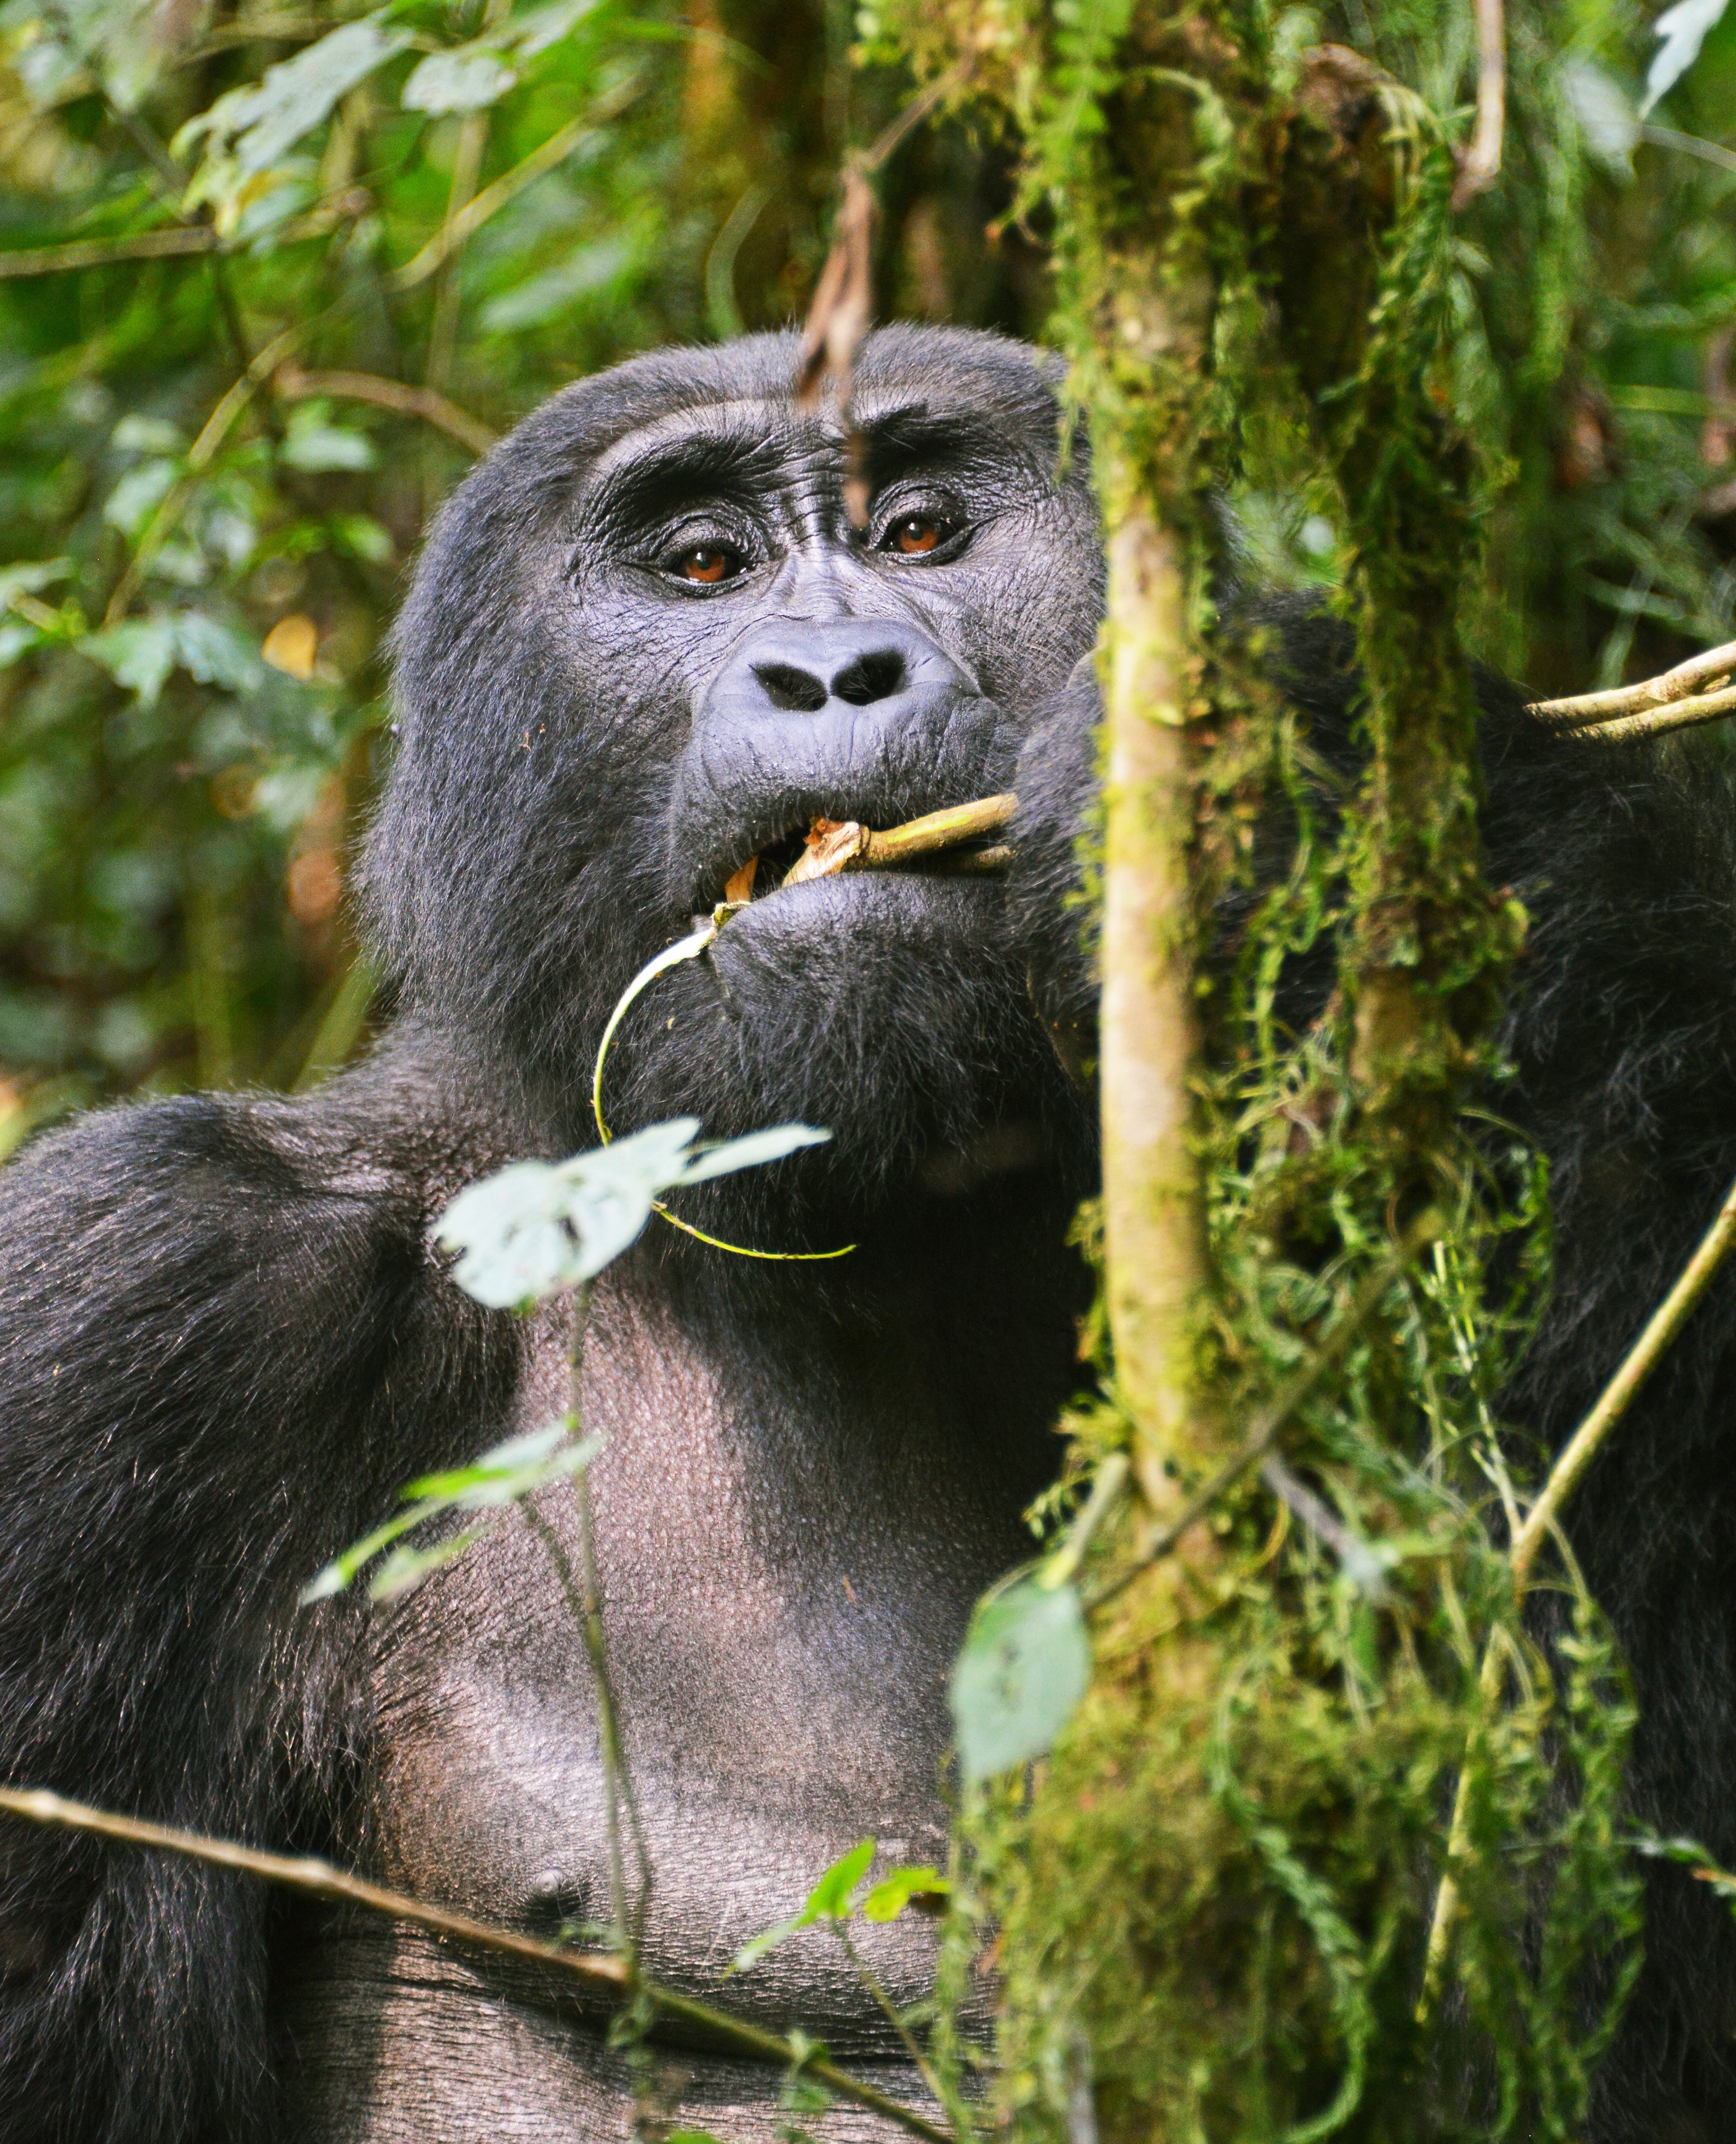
[275, 363, 496, 456]
[778, 794, 1019, 891]
[0, 228, 218, 278]
[1641, 122, 1736, 177]
[1528, 638, 1736, 727]
[1418, 1167, 1736, 2012]
[1452, 0, 1506, 209]
[1701, 324, 1736, 470]
[1551, 683, 1736, 745]
[0, 1784, 626, 1992]
[0, 1787, 951, 2142]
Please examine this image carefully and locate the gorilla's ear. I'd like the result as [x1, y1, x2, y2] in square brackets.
[1009, 663, 1101, 1079]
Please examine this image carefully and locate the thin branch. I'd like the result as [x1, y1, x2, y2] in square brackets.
[1418, 1166, 1736, 2012]
[274, 363, 496, 456]
[1452, 0, 1506, 210]
[0, 1784, 626, 1992]
[1559, 682, 1736, 745]
[1641, 122, 1736, 177]
[0, 1787, 951, 2143]
[0, 227, 218, 278]
[390, 76, 643, 295]
[1527, 637, 1736, 726]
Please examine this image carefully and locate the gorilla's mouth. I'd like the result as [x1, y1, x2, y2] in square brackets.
[700, 795, 1018, 914]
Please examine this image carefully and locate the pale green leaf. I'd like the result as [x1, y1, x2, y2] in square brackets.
[674, 1123, 831, 1185]
[281, 405, 377, 472]
[1563, 58, 1640, 175]
[949, 1579, 1090, 1781]
[81, 616, 176, 706]
[103, 459, 178, 537]
[0, 558, 71, 605]
[860, 1866, 951, 1922]
[402, 49, 517, 114]
[177, 17, 411, 176]
[1641, 0, 1731, 113]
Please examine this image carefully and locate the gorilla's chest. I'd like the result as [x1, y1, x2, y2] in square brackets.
[278, 1277, 1040, 2136]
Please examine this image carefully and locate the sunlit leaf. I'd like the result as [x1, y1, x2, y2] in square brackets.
[81, 617, 177, 707]
[0, 559, 72, 605]
[281, 405, 377, 473]
[806, 1837, 876, 1918]
[1562, 59, 1639, 176]
[103, 459, 178, 537]
[300, 1419, 600, 1603]
[730, 1838, 876, 1972]
[172, 612, 263, 692]
[949, 1579, 1091, 1782]
[510, 0, 603, 56]
[368, 1523, 490, 1600]
[436, 1117, 831, 1309]
[176, 16, 411, 178]
[403, 50, 518, 114]
[674, 1123, 831, 1185]
[860, 1865, 952, 1922]
[1641, 0, 1732, 113]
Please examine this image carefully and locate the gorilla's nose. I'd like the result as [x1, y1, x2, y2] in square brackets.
[677, 617, 1005, 907]
[728, 621, 964, 723]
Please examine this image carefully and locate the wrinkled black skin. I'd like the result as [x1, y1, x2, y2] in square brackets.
[1, 329, 1734, 2142]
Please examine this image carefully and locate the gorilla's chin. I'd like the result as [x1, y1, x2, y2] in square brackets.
[600, 872, 1078, 1235]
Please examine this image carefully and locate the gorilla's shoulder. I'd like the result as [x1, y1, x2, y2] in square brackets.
[0, 1048, 516, 1482]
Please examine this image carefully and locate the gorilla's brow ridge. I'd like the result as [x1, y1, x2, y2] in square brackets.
[577, 398, 1060, 545]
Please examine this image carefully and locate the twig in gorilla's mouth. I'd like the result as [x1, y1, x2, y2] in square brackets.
[723, 792, 1018, 903]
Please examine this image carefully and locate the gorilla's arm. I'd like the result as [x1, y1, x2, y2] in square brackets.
[0, 1078, 512, 2144]
[1009, 598, 1736, 2134]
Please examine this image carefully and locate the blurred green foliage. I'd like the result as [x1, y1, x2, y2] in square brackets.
[0, 0, 1034, 1146]
[0, 0, 1731, 1156]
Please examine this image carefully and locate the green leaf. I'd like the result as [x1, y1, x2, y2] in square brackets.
[176, 16, 411, 177]
[0, 558, 72, 606]
[730, 1838, 876, 1972]
[1562, 59, 1639, 177]
[949, 1578, 1091, 1782]
[402, 50, 518, 114]
[368, 1523, 490, 1601]
[478, 238, 639, 333]
[509, 0, 603, 56]
[300, 1419, 600, 1603]
[81, 616, 177, 707]
[281, 403, 377, 473]
[674, 1123, 832, 1185]
[860, 1865, 952, 1922]
[806, 1837, 876, 1919]
[103, 459, 178, 537]
[435, 1117, 831, 1309]
[171, 612, 262, 692]
[1641, 0, 1732, 114]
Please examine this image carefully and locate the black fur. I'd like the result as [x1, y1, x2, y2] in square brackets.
[1, 330, 1734, 2141]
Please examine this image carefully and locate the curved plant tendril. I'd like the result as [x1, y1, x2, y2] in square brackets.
[592, 911, 853, 1263]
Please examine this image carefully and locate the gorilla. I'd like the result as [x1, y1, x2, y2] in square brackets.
[1, 325, 1734, 2144]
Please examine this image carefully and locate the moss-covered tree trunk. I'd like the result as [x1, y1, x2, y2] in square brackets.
[886, 4, 1637, 2138]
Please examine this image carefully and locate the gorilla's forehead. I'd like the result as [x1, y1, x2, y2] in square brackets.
[515, 325, 1073, 496]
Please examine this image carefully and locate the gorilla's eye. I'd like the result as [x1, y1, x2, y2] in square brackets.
[884, 514, 945, 556]
[673, 544, 741, 584]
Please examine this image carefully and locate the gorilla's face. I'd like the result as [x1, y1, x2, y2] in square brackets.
[370, 329, 1102, 1228]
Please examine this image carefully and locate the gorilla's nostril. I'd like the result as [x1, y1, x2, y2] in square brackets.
[753, 662, 829, 714]
[830, 650, 907, 707]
